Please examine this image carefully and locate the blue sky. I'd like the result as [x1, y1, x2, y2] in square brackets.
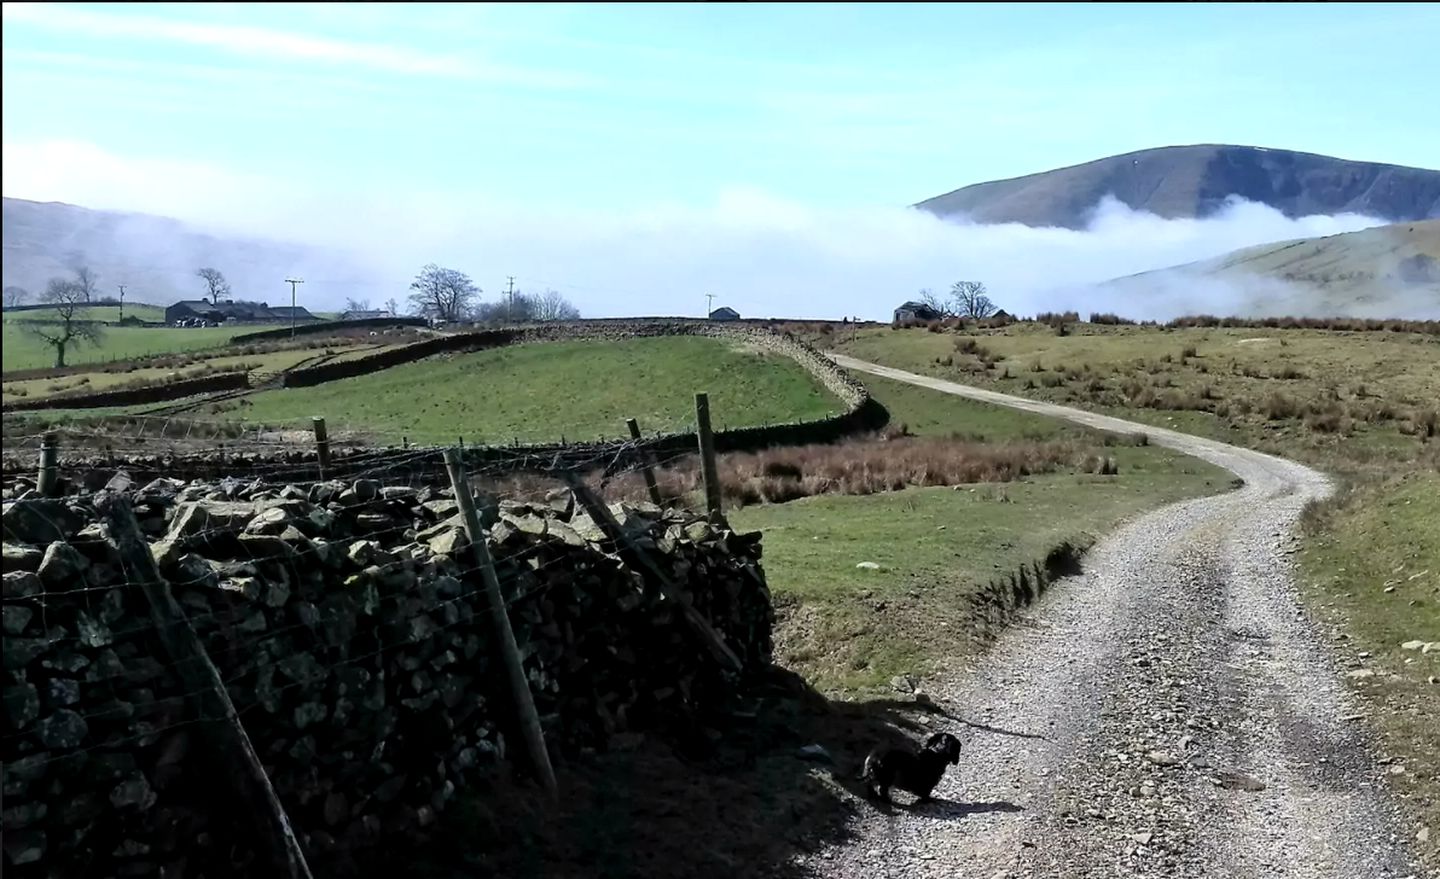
[2, 3, 1436, 317]
[5, 2, 1437, 210]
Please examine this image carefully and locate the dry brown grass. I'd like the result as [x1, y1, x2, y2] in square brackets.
[484, 432, 1103, 510]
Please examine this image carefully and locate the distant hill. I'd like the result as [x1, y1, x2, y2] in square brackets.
[1, 197, 378, 308]
[915, 145, 1440, 229]
[1097, 220, 1440, 319]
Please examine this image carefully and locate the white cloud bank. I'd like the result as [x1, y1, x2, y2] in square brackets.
[6, 139, 1427, 320]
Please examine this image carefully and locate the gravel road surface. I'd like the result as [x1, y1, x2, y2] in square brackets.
[793, 356, 1423, 879]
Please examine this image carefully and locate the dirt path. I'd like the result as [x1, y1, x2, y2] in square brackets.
[795, 357, 1422, 879]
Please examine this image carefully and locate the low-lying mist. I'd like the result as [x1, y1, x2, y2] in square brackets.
[6, 139, 1429, 320]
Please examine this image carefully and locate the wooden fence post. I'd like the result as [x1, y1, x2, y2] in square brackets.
[625, 418, 663, 506]
[443, 448, 558, 798]
[311, 417, 330, 480]
[694, 393, 722, 520]
[97, 494, 314, 879]
[565, 475, 742, 673]
[37, 432, 60, 497]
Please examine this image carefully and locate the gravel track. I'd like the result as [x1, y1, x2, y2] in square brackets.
[795, 357, 1423, 879]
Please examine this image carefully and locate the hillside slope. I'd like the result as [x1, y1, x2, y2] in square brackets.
[1099, 220, 1440, 318]
[1, 197, 374, 306]
[915, 145, 1440, 229]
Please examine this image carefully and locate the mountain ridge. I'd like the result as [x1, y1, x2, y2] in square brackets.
[915, 145, 1440, 230]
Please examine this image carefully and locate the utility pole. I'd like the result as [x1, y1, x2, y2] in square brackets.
[505, 276, 516, 323]
[285, 278, 304, 338]
[117, 284, 126, 321]
[705, 292, 715, 317]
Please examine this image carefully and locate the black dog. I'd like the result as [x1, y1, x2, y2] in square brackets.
[859, 732, 961, 804]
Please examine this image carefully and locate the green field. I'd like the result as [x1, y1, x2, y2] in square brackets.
[731, 374, 1232, 694]
[1, 321, 238, 371]
[230, 336, 845, 444]
[3, 303, 169, 323]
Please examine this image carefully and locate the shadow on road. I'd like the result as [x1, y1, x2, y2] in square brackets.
[363, 665, 1030, 879]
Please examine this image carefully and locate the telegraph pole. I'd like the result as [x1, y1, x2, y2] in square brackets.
[285, 278, 304, 338]
[505, 276, 516, 322]
[117, 285, 126, 321]
[705, 292, 715, 317]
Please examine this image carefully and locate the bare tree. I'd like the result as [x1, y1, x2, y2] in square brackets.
[2, 286, 27, 309]
[196, 267, 231, 304]
[950, 280, 996, 318]
[25, 278, 104, 367]
[533, 289, 580, 322]
[344, 297, 372, 315]
[383, 297, 400, 317]
[917, 288, 952, 318]
[72, 265, 99, 303]
[408, 264, 479, 322]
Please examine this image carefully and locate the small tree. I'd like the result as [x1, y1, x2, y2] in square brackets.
[533, 289, 580, 322]
[950, 280, 996, 319]
[344, 297, 372, 315]
[918, 288, 952, 318]
[196, 267, 231, 304]
[408, 264, 479, 322]
[73, 265, 99, 303]
[383, 297, 400, 317]
[26, 278, 104, 367]
[2, 286, 27, 309]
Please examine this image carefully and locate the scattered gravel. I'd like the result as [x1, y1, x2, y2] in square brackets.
[790, 358, 1424, 879]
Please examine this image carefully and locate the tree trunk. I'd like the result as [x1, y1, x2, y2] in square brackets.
[54, 342, 67, 368]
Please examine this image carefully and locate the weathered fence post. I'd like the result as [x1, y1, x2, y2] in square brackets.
[443, 448, 558, 798]
[694, 393, 722, 520]
[566, 474, 742, 673]
[311, 417, 330, 479]
[97, 494, 314, 879]
[37, 432, 60, 497]
[625, 418, 663, 506]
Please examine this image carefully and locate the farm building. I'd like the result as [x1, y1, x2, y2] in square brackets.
[165, 300, 315, 325]
[708, 306, 741, 321]
[892, 301, 942, 324]
[340, 309, 390, 320]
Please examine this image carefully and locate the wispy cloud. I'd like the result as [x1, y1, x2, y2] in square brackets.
[0, 3, 592, 88]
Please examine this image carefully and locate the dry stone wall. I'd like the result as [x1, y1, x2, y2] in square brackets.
[3, 373, 250, 413]
[2, 477, 773, 876]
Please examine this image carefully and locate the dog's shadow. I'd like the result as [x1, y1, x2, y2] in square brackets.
[909, 797, 1023, 821]
[861, 794, 1023, 821]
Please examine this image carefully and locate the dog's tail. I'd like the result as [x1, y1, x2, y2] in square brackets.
[858, 750, 880, 783]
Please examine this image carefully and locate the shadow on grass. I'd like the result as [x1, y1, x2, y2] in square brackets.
[360, 665, 1029, 879]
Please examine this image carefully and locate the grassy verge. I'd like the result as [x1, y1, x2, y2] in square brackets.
[731, 375, 1232, 695]
[1298, 472, 1439, 866]
[229, 336, 845, 445]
